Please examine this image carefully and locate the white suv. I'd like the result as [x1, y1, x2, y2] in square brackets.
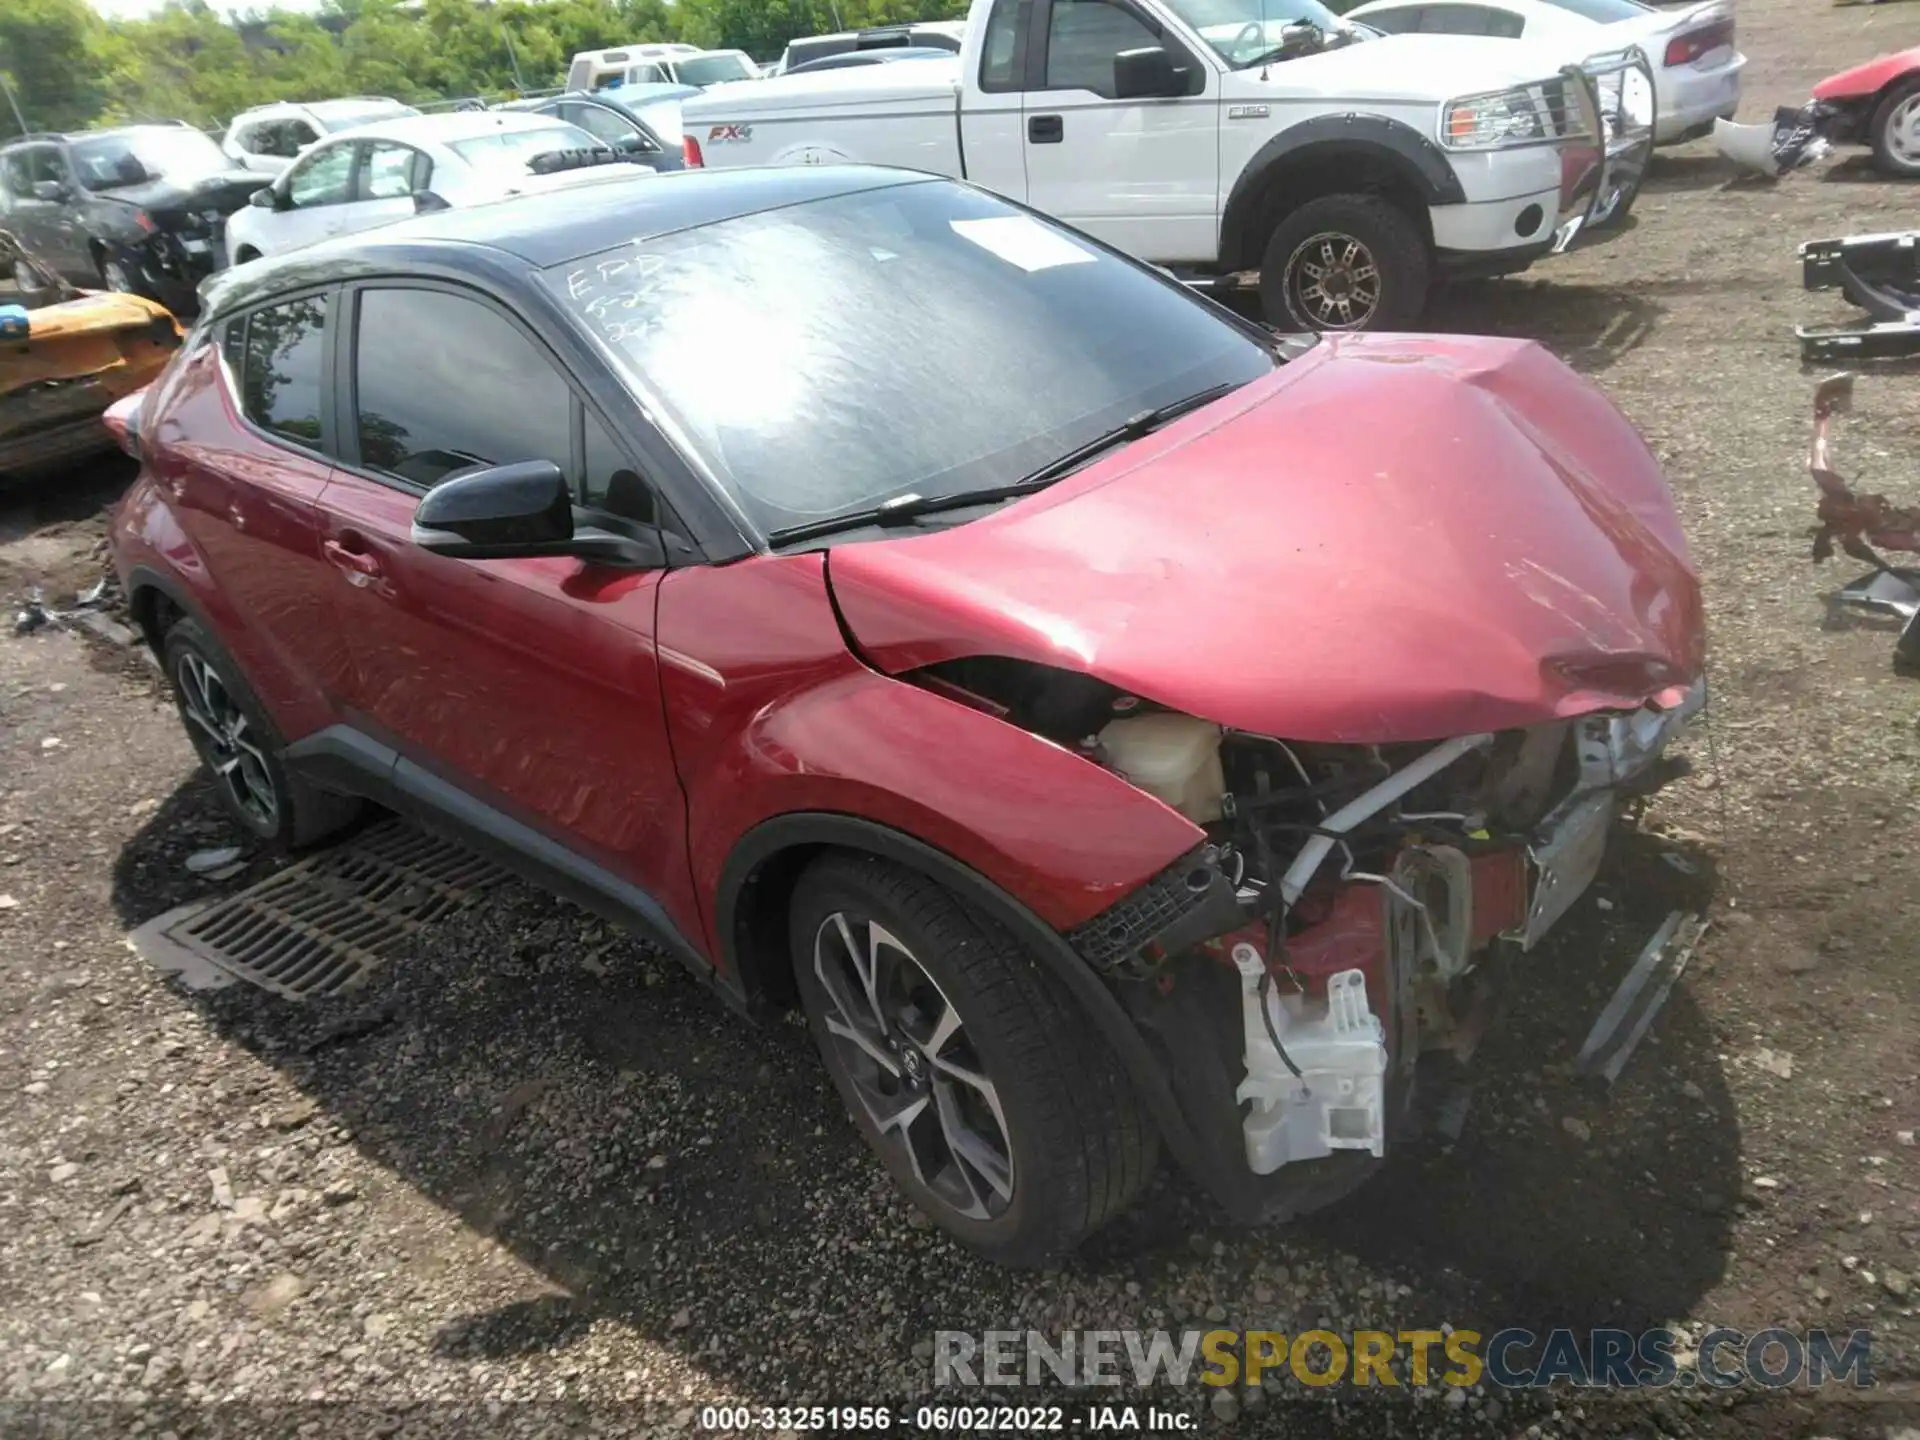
[221, 97, 420, 177]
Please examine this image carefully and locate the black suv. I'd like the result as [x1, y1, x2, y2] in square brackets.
[0, 125, 263, 315]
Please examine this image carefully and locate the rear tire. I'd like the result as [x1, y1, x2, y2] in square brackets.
[790, 852, 1157, 1266]
[1869, 76, 1920, 179]
[1259, 194, 1430, 332]
[162, 614, 362, 850]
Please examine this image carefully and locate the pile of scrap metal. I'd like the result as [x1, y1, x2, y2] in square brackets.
[1715, 44, 1920, 178]
[1797, 230, 1920, 361]
[1806, 371, 1920, 668]
[0, 229, 181, 487]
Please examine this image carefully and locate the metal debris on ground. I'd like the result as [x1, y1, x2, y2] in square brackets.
[7, 574, 135, 644]
[1797, 232, 1920, 361]
[1575, 910, 1708, 1083]
[129, 820, 508, 1001]
[1804, 372, 1920, 665]
[184, 845, 245, 876]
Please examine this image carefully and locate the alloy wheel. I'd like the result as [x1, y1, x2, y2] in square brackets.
[1285, 230, 1381, 330]
[1889, 95, 1920, 169]
[101, 257, 136, 293]
[175, 650, 279, 831]
[812, 910, 1014, 1220]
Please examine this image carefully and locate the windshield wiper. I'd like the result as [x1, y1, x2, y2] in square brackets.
[767, 382, 1237, 546]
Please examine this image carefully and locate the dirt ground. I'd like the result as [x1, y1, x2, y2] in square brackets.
[4, 3, 1920, 1435]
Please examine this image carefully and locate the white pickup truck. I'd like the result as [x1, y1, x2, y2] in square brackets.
[680, 0, 1653, 330]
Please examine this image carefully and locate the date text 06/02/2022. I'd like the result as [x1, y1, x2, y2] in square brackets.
[696, 1404, 1194, 1431]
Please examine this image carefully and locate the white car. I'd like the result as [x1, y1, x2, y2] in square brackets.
[567, 44, 759, 91]
[224, 111, 647, 267]
[1343, 0, 1742, 145]
[221, 97, 420, 176]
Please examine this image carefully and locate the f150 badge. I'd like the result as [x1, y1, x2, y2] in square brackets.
[1227, 104, 1270, 120]
[707, 123, 753, 142]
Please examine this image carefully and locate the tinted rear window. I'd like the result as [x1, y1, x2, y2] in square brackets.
[547, 181, 1275, 537]
[230, 296, 328, 450]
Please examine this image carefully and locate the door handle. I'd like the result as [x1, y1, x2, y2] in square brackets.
[1028, 114, 1064, 144]
[323, 538, 382, 579]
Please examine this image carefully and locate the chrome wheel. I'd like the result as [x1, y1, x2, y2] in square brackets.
[1887, 94, 1920, 169]
[101, 256, 136, 293]
[812, 911, 1014, 1220]
[1285, 231, 1381, 330]
[175, 650, 279, 831]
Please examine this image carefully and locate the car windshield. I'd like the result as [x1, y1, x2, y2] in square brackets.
[69, 129, 230, 190]
[675, 53, 755, 84]
[546, 181, 1276, 538]
[449, 123, 603, 173]
[1160, 0, 1359, 63]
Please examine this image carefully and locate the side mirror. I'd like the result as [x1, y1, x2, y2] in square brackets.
[1113, 46, 1187, 100]
[411, 460, 666, 568]
[247, 187, 276, 208]
[412, 190, 451, 214]
[31, 179, 68, 202]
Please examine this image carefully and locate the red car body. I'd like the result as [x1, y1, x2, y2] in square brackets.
[108, 170, 1704, 1233]
[1812, 46, 1920, 104]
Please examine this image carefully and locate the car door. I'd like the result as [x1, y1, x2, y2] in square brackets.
[1019, 0, 1219, 262]
[313, 280, 694, 916]
[6, 145, 89, 281]
[152, 290, 353, 728]
[269, 140, 360, 254]
[325, 141, 430, 242]
[956, 0, 1034, 204]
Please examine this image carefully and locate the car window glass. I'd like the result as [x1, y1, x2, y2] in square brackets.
[571, 104, 646, 147]
[287, 144, 355, 207]
[1419, 4, 1495, 32]
[1357, 6, 1422, 31]
[1487, 9, 1522, 35]
[1043, 0, 1161, 96]
[353, 287, 572, 489]
[236, 296, 329, 450]
[979, 0, 1026, 90]
[583, 411, 656, 523]
[359, 143, 419, 200]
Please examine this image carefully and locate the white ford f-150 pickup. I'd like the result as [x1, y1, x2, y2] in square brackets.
[679, 0, 1653, 330]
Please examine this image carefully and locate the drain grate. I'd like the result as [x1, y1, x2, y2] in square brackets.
[132, 820, 509, 1000]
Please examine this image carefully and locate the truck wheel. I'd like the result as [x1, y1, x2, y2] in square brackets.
[790, 852, 1157, 1266]
[1869, 76, 1920, 179]
[1259, 195, 1430, 332]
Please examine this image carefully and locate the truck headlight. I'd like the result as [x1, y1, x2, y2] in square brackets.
[1441, 86, 1549, 149]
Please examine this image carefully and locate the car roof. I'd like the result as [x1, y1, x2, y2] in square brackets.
[207, 165, 933, 311]
[315, 110, 573, 148]
[6, 124, 196, 148]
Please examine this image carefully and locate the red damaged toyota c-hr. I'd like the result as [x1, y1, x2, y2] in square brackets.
[108, 167, 1704, 1265]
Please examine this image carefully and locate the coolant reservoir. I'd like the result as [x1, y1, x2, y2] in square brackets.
[1097, 712, 1225, 824]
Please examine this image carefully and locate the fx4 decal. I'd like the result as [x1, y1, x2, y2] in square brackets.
[707, 123, 754, 143]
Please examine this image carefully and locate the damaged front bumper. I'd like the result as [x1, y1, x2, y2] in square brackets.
[1714, 102, 1843, 178]
[1078, 681, 1705, 1208]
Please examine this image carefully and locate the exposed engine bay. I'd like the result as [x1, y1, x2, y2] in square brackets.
[914, 655, 1703, 1197]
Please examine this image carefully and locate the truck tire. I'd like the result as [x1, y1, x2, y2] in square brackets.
[790, 851, 1157, 1266]
[1259, 194, 1430, 333]
[1869, 75, 1920, 179]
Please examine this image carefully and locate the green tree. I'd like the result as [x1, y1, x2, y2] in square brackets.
[0, 0, 105, 135]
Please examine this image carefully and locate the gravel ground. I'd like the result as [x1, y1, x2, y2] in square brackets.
[4, 3, 1920, 1435]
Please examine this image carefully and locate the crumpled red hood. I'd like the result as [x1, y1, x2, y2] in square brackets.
[1812, 47, 1920, 103]
[826, 334, 1704, 745]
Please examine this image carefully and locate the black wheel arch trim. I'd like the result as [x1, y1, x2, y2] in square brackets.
[124, 562, 210, 652]
[717, 810, 1276, 1220]
[1218, 117, 1463, 273]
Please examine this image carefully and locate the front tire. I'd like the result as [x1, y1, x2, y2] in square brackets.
[97, 251, 148, 298]
[1259, 194, 1430, 332]
[162, 615, 361, 850]
[1870, 77, 1920, 179]
[790, 853, 1156, 1266]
